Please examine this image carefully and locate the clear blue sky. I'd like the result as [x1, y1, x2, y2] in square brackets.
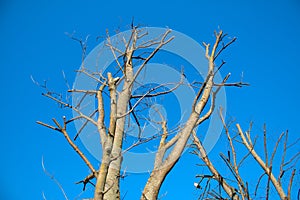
[0, 0, 299, 199]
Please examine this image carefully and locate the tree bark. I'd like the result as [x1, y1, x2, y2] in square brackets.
[141, 112, 200, 200]
[142, 167, 171, 200]
[104, 57, 134, 200]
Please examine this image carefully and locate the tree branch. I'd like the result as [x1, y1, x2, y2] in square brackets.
[236, 124, 287, 199]
[37, 118, 96, 173]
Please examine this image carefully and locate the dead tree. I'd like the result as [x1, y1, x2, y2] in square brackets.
[37, 27, 249, 200]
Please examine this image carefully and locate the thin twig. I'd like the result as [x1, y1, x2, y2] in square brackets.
[41, 157, 69, 200]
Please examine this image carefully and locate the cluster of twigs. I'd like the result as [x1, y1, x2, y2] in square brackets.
[192, 109, 299, 200]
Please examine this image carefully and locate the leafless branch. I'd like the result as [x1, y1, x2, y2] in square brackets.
[214, 37, 237, 61]
[65, 32, 89, 63]
[270, 131, 285, 168]
[62, 70, 71, 91]
[254, 172, 266, 197]
[106, 30, 125, 74]
[236, 124, 287, 199]
[287, 169, 296, 199]
[74, 109, 98, 140]
[118, 80, 183, 119]
[263, 124, 268, 167]
[131, 79, 183, 98]
[76, 68, 106, 85]
[41, 157, 69, 200]
[131, 29, 174, 85]
[76, 172, 97, 191]
[37, 118, 96, 173]
[192, 130, 239, 200]
[283, 152, 300, 168]
[42, 92, 97, 127]
[68, 89, 98, 94]
[193, 81, 250, 88]
[219, 110, 248, 199]
[96, 84, 107, 147]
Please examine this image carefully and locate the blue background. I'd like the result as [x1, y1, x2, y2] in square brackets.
[0, 0, 299, 199]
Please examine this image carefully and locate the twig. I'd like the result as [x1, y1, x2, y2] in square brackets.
[263, 124, 268, 167]
[118, 80, 183, 119]
[41, 157, 69, 200]
[42, 93, 98, 127]
[131, 29, 174, 86]
[287, 169, 296, 199]
[76, 172, 97, 191]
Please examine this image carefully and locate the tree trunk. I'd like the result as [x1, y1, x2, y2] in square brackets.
[141, 73, 214, 199]
[104, 66, 133, 200]
[141, 167, 172, 200]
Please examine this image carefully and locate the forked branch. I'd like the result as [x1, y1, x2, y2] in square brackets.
[236, 124, 287, 199]
[37, 118, 96, 173]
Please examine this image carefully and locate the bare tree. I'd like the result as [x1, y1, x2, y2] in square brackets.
[36, 26, 298, 200]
